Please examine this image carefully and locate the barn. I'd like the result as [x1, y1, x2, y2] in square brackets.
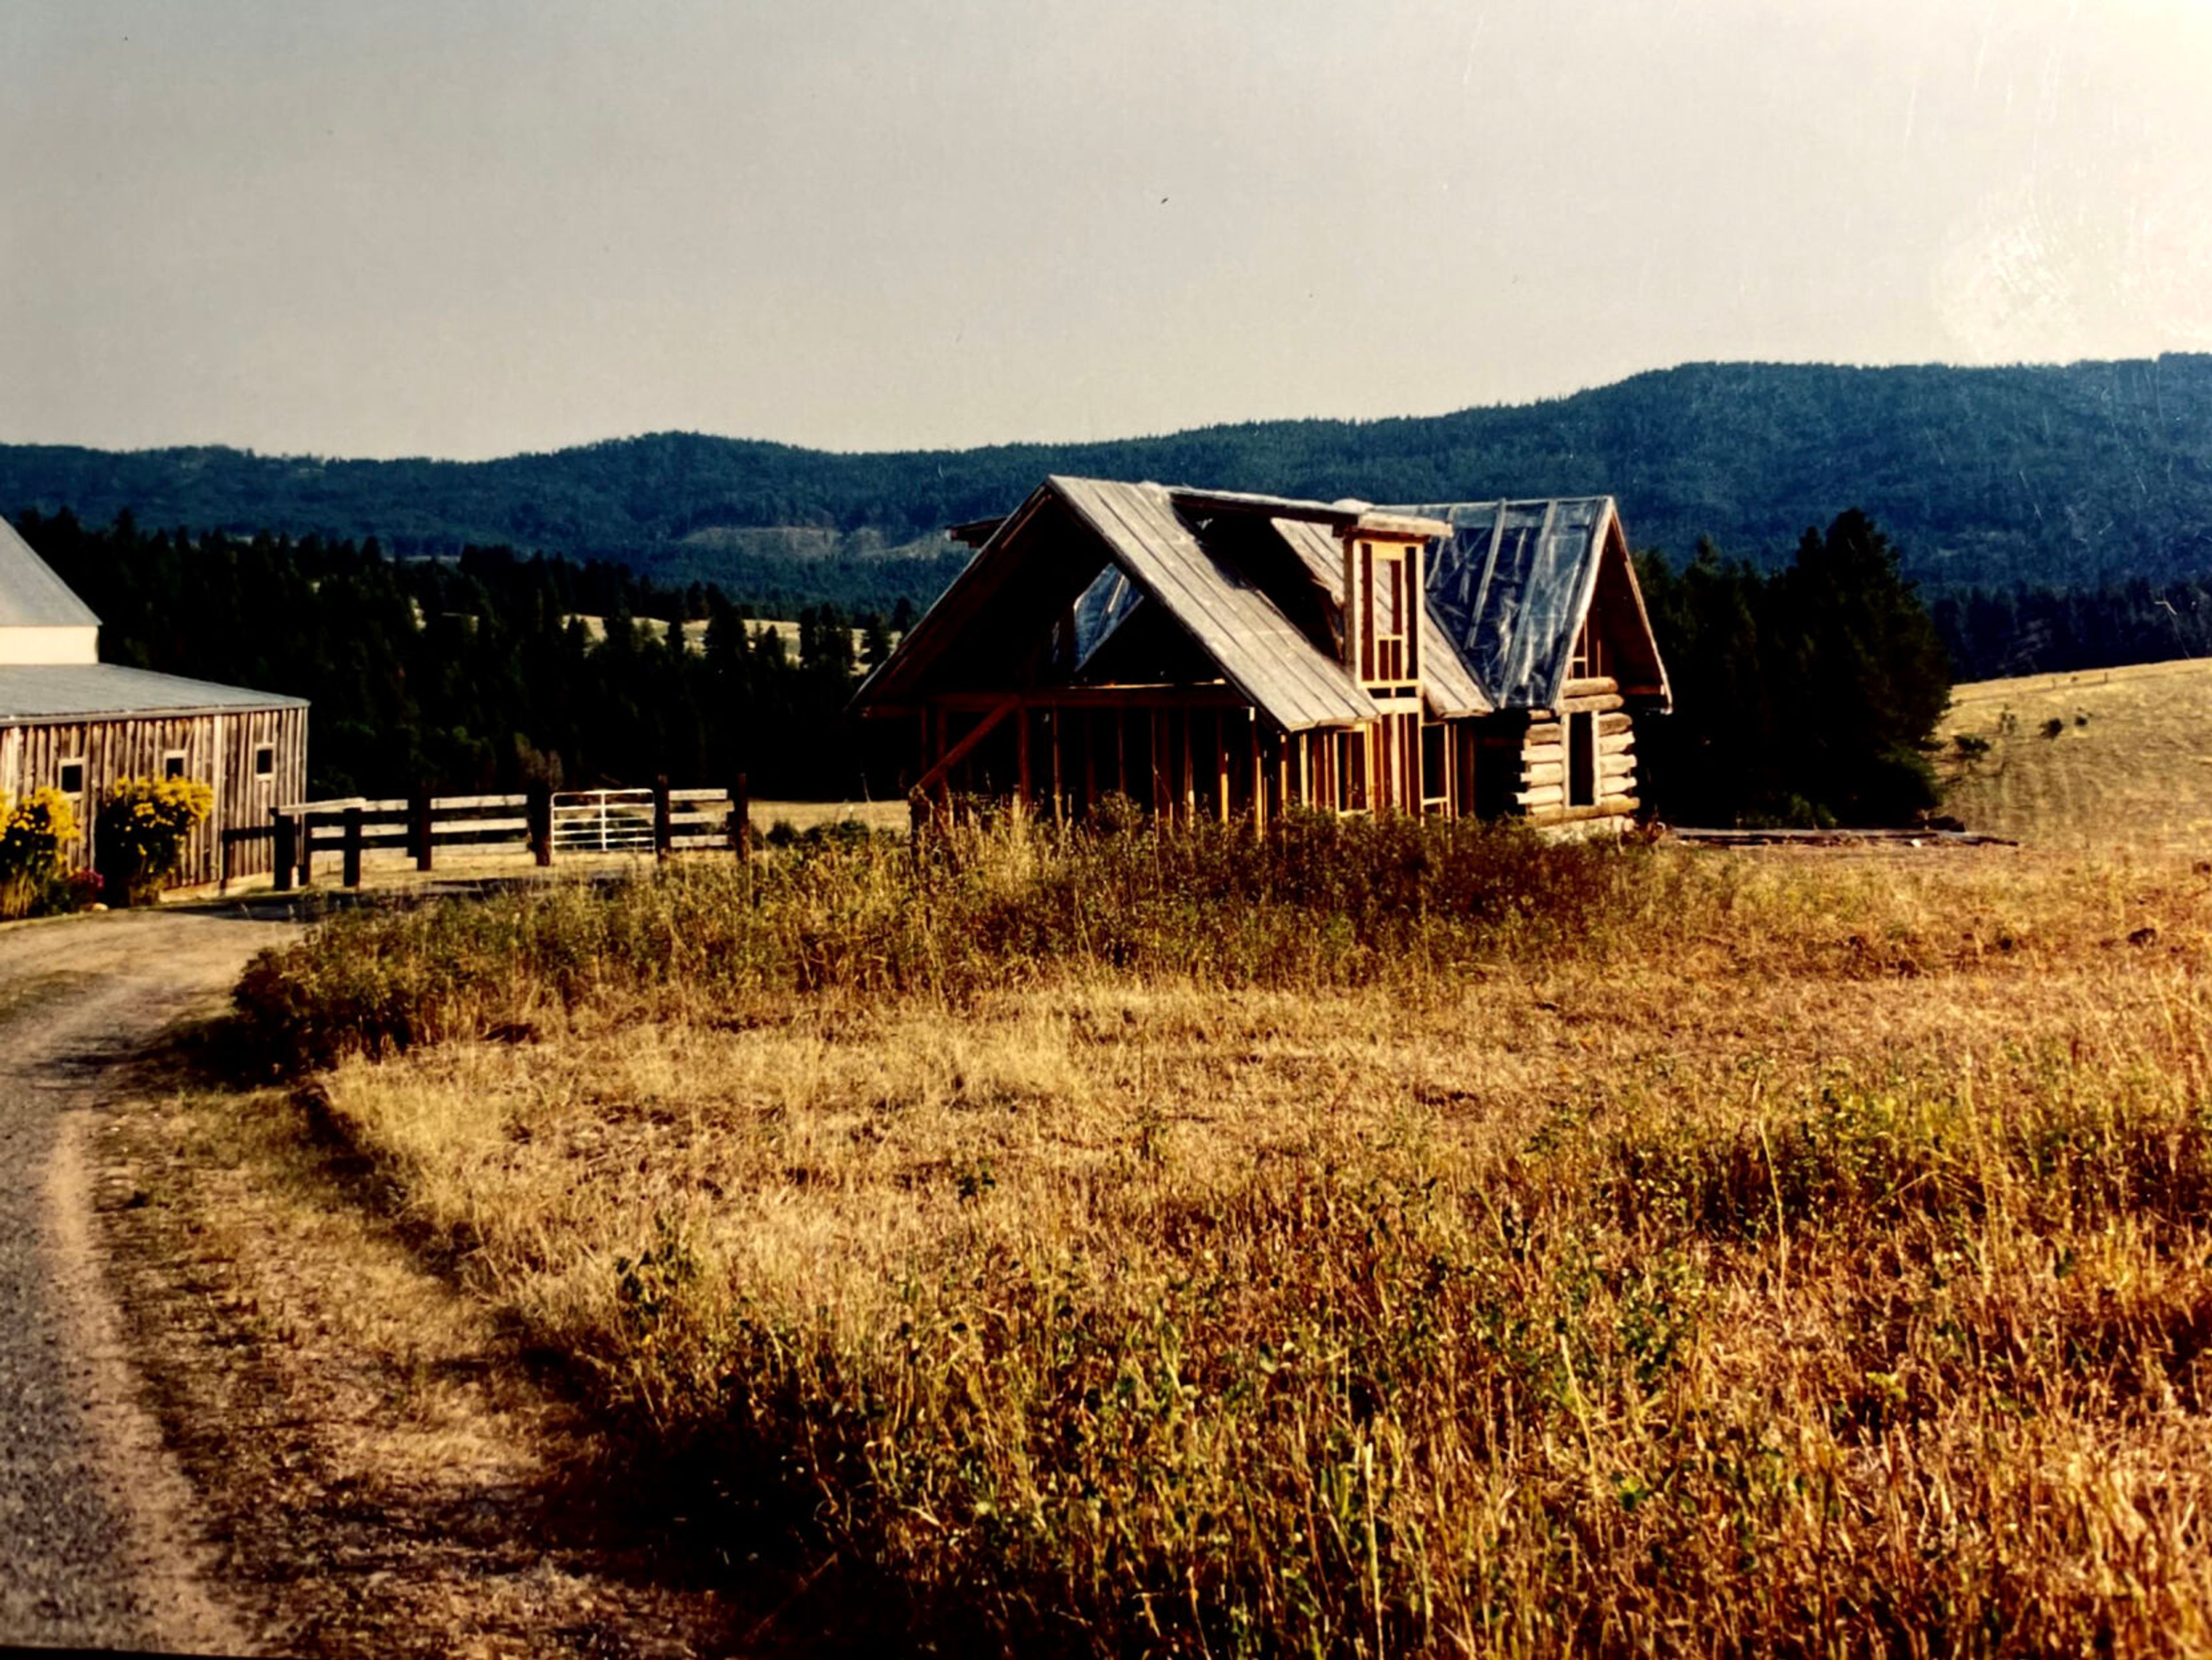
[0, 514, 308, 888]
[853, 478, 1671, 830]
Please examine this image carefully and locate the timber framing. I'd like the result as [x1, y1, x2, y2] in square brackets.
[852, 478, 1671, 832]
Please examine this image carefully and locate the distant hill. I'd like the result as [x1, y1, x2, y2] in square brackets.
[9, 356, 2212, 603]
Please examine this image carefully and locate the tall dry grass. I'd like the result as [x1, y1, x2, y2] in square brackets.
[230, 817, 2212, 1654]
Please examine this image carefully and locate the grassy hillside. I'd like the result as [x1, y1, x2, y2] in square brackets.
[1938, 655, 2212, 847]
[10, 356, 2212, 599]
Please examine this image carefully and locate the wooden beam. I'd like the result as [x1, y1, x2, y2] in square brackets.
[1217, 710, 1231, 825]
[1559, 691, 1627, 716]
[910, 697, 1020, 800]
[1559, 676, 1620, 702]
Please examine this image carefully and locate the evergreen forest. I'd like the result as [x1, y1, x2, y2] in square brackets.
[14, 509, 899, 803]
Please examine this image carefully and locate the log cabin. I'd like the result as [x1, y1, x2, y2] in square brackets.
[0, 514, 308, 888]
[852, 477, 1671, 830]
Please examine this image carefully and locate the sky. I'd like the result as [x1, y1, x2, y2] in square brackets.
[4, 0, 2211, 461]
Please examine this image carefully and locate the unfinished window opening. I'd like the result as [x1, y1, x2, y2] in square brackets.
[1421, 723, 1448, 811]
[1364, 544, 1411, 684]
[1569, 618, 1608, 683]
[253, 743, 276, 782]
[58, 759, 85, 798]
[1567, 711, 1597, 808]
[162, 750, 187, 780]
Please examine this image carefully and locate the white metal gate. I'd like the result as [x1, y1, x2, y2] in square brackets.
[550, 788, 658, 853]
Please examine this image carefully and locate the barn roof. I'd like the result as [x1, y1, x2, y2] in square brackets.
[1409, 497, 1668, 712]
[0, 664, 306, 725]
[0, 517, 100, 628]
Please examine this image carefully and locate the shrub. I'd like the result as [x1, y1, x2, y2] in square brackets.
[231, 814, 1658, 1073]
[0, 788, 79, 920]
[95, 776, 214, 906]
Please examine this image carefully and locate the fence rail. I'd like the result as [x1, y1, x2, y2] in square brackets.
[224, 775, 752, 893]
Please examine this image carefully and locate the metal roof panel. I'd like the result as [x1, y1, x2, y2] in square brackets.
[0, 516, 100, 629]
[0, 664, 306, 724]
[1052, 477, 1377, 730]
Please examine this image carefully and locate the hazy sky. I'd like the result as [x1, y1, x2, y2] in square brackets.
[5, 0, 2211, 460]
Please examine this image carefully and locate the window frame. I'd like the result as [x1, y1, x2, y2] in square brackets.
[1567, 711, 1598, 808]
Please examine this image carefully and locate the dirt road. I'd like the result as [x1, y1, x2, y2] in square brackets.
[0, 907, 298, 1654]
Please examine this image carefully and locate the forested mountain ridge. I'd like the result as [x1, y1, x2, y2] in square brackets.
[8, 355, 2212, 598]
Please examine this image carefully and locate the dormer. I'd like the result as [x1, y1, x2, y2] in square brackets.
[1342, 523, 1430, 691]
[0, 517, 100, 665]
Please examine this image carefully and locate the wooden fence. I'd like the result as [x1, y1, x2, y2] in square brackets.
[218, 776, 751, 893]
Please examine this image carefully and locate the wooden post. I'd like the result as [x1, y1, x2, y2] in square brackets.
[653, 774, 672, 859]
[272, 810, 296, 893]
[411, 782, 434, 872]
[1181, 709, 1195, 822]
[219, 833, 233, 896]
[342, 807, 363, 889]
[1159, 712, 1176, 823]
[1016, 706, 1033, 807]
[1049, 709, 1065, 823]
[300, 814, 316, 885]
[1216, 710, 1231, 825]
[731, 773, 751, 858]
[1249, 715, 1264, 833]
[527, 781, 553, 866]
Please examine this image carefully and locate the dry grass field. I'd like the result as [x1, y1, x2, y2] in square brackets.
[1937, 656, 2212, 848]
[154, 818, 2212, 1656]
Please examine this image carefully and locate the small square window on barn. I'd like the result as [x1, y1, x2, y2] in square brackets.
[253, 744, 275, 781]
[163, 751, 187, 780]
[59, 759, 85, 797]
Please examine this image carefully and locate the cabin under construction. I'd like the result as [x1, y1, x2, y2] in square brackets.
[852, 478, 1671, 830]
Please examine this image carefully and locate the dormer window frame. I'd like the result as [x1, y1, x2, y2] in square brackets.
[1344, 531, 1425, 691]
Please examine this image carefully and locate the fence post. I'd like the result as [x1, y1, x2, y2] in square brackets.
[730, 773, 751, 859]
[653, 775, 672, 859]
[272, 810, 296, 893]
[342, 807, 363, 889]
[527, 782, 554, 867]
[300, 814, 316, 886]
[219, 833, 233, 896]
[410, 782, 434, 872]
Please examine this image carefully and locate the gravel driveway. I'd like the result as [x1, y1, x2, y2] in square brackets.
[0, 907, 298, 1654]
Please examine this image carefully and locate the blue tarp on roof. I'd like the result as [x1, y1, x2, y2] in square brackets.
[1412, 498, 1612, 710]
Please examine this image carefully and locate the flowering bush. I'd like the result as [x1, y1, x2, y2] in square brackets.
[95, 776, 214, 906]
[0, 788, 79, 920]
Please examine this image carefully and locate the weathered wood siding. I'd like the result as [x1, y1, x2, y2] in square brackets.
[0, 704, 308, 886]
